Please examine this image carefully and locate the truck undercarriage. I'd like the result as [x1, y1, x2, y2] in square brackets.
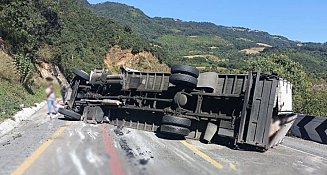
[59, 65, 297, 151]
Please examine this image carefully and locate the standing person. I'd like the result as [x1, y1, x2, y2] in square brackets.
[46, 83, 58, 116]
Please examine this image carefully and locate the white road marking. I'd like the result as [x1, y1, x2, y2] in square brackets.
[172, 150, 190, 162]
[87, 128, 98, 140]
[280, 145, 327, 161]
[173, 147, 196, 162]
[68, 128, 74, 137]
[90, 124, 98, 128]
[77, 129, 85, 140]
[69, 150, 86, 175]
[56, 147, 67, 175]
[86, 148, 104, 168]
[75, 124, 85, 141]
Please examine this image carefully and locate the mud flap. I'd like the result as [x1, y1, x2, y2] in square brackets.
[83, 106, 104, 124]
[203, 122, 218, 143]
[269, 114, 297, 147]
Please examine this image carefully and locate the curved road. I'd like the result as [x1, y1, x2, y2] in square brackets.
[0, 106, 326, 175]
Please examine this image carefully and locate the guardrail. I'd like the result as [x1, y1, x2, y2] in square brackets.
[290, 114, 327, 144]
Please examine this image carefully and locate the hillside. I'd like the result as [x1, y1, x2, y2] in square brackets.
[88, 1, 327, 78]
[56, 0, 168, 76]
[90, 2, 295, 47]
[91, 2, 168, 40]
[0, 0, 168, 79]
[0, 0, 169, 119]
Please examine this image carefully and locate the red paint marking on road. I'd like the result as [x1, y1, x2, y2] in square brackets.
[102, 125, 125, 175]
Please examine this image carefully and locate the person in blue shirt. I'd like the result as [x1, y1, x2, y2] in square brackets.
[45, 83, 58, 116]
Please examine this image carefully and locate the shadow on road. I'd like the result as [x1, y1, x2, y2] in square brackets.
[155, 132, 186, 141]
[57, 117, 77, 121]
[210, 135, 267, 152]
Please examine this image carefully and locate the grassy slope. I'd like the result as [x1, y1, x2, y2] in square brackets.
[156, 35, 242, 66]
[0, 51, 47, 120]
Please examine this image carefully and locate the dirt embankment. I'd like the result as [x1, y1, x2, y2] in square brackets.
[104, 46, 169, 73]
[36, 61, 68, 86]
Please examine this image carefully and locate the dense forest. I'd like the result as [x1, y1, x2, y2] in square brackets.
[0, 0, 326, 118]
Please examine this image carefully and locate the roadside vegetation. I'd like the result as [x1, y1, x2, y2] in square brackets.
[0, 51, 47, 120]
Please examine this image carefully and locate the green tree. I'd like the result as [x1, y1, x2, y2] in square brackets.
[244, 54, 327, 116]
[0, 0, 60, 84]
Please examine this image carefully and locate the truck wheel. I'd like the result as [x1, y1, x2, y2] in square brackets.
[169, 74, 198, 88]
[171, 65, 199, 78]
[58, 108, 82, 120]
[160, 125, 190, 136]
[72, 69, 90, 81]
[162, 115, 191, 128]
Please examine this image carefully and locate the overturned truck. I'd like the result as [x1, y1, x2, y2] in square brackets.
[59, 65, 297, 151]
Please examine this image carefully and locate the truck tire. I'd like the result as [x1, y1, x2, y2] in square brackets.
[171, 65, 199, 78]
[160, 125, 190, 136]
[58, 108, 82, 120]
[162, 115, 191, 128]
[72, 69, 90, 81]
[169, 74, 198, 88]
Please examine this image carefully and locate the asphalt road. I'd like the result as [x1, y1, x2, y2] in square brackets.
[0, 105, 326, 175]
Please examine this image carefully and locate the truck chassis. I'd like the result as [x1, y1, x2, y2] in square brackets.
[59, 65, 296, 151]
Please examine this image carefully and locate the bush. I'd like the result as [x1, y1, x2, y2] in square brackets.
[14, 54, 34, 84]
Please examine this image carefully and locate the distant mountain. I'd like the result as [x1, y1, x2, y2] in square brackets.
[79, 0, 90, 6]
[86, 1, 327, 77]
[90, 2, 298, 48]
[91, 2, 167, 40]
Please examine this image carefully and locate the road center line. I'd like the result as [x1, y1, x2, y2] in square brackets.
[180, 140, 224, 169]
[101, 125, 125, 175]
[229, 163, 237, 170]
[11, 121, 72, 175]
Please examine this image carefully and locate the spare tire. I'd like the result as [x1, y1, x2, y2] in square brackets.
[171, 65, 199, 78]
[72, 69, 90, 81]
[160, 125, 190, 136]
[162, 115, 191, 128]
[58, 108, 82, 120]
[169, 74, 198, 88]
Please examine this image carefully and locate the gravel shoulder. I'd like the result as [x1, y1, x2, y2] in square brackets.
[0, 101, 46, 137]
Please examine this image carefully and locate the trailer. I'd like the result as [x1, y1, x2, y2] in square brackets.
[59, 65, 297, 151]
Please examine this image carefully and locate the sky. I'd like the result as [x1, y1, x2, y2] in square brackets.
[88, 0, 327, 43]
